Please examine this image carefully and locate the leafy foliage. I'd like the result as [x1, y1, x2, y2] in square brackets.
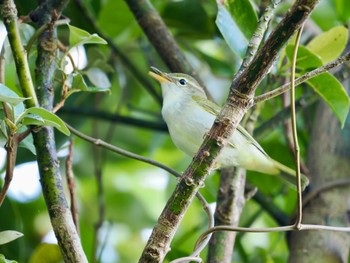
[0, 0, 349, 262]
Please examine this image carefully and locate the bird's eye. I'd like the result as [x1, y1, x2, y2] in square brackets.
[179, 79, 186, 85]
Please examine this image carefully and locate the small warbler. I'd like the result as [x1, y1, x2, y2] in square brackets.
[149, 67, 309, 189]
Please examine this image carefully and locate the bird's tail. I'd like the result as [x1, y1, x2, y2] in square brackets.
[271, 160, 309, 190]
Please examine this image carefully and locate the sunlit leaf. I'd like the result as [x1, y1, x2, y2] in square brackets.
[0, 84, 29, 105]
[306, 26, 348, 64]
[16, 107, 70, 136]
[68, 24, 107, 49]
[29, 243, 62, 263]
[216, 1, 249, 58]
[286, 45, 349, 127]
[0, 254, 17, 263]
[224, 0, 258, 39]
[307, 73, 349, 128]
[0, 231, 23, 245]
[285, 45, 323, 69]
[333, 0, 350, 22]
[21, 114, 45, 126]
[310, 0, 338, 31]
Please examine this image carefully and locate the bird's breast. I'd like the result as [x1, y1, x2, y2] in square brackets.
[162, 96, 214, 156]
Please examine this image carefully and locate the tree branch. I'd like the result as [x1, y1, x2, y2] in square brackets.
[139, 0, 319, 262]
[59, 107, 167, 132]
[254, 50, 350, 103]
[124, 0, 211, 99]
[0, 0, 38, 107]
[28, 0, 88, 261]
[207, 167, 246, 263]
[207, 1, 281, 260]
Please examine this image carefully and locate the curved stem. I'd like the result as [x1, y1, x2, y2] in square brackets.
[254, 50, 350, 103]
[0, 0, 38, 107]
[290, 24, 304, 229]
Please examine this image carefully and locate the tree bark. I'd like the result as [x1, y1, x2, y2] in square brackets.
[207, 168, 246, 263]
[288, 89, 350, 262]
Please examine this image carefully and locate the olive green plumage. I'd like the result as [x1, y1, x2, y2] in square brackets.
[149, 67, 309, 189]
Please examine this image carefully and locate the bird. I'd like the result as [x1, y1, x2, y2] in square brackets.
[149, 66, 309, 189]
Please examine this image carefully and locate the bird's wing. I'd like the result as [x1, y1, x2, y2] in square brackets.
[192, 96, 221, 115]
[193, 95, 268, 156]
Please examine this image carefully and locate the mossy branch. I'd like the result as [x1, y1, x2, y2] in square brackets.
[139, 0, 320, 262]
[1, 0, 88, 261]
[0, 0, 38, 107]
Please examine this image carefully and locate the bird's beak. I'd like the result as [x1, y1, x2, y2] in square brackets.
[149, 66, 172, 84]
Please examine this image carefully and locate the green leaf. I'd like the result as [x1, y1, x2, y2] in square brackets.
[1, 120, 8, 139]
[18, 23, 35, 46]
[161, 0, 214, 38]
[85, 68, 111, 89]
[0, 254, 17, 263]
[21, 114, 45, 126]
[306, 26, 348, 64]
[0, 230, 23, 245]
[16, 107, 70, 136]
[285, 45, 349, 127]
[216, 2, 249, 58]
[66, 72, 110, 98]
[307, 73, 349, 127]
[0, 84, 28, 105]
[29, 243, 62, 263]
[97, 0, 142, 42]
[333, 0, 350, 22]
[224, 0, 258, 39]
[68, 24, 107, 49]
[285, 45, 323, 69]
[310, 0, 338, 31]
[19, 132, 36, 155]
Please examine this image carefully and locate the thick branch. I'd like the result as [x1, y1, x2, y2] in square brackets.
[0, 0, 38, 107]
[30, 0, 87, 261]
[207, 1, 281, 259]
[73, 0, 162, 104]
[288, 94, 350, 262]
[124, 0, 210, 97]
[207, 168, 246, 263]
[139, 0, 319, 262]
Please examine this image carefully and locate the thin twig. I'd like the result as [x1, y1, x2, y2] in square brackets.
[195, 223, 350, 246]
[206, 1, 281, 260]
[290, 24, 304, 229]
[302, 178, 350, 206]
[170, 256, 202, 263]
[254, 50, 350, 103]
[59, 107, 167, 131]
[0, 132, 18, 207]
[238, 0, 281, 75]
[67, 123, 214, 254]
[66, 123, 179, 177]
[65, 137, 80, 234]
[141, 1, 320, 261]
[282, 87, 310, 175]
[0, 111, 31, 207]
